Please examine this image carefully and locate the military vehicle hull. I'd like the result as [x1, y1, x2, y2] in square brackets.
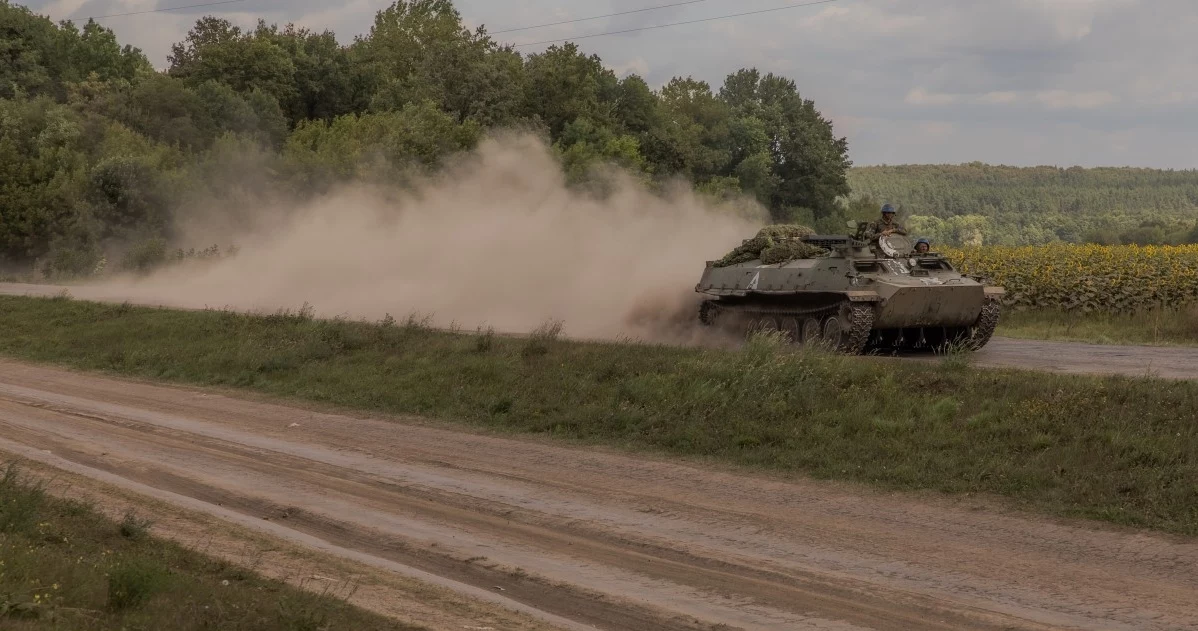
[695, 235, 1004, 354]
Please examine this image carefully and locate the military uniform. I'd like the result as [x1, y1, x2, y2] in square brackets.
[864, 218, 907, 241]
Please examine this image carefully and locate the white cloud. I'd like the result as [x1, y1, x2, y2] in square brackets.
[905, 88, 959, 106]
[979, 91, 1019, 105]
[919, 121, 956, 137]
[1034, 89, 1116, 109]
[903, 88, 1117, 110]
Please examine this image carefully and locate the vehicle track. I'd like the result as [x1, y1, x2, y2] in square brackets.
[0, 282, 1194, 380]
[0, 360, 1195, 630]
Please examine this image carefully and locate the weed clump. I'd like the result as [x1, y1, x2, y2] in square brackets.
[119, 510, 153, 540]
[1184, 306, 1198, 338]
[937, 340, 976, 371]
[475, 325, 495, 353]
[0, 465, 45, 534]
[107, 559, 169, 611]
[521, 319, 563, 358]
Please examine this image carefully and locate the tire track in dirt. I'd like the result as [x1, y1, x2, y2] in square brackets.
[0, 360, 1195, 630]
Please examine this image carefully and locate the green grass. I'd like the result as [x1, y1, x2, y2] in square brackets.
[999, 307, 1198, 346]
[0, 295, 1196, 536]
[0, 465, 419, 630]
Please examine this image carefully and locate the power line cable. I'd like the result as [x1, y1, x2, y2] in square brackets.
[70, 0, 247, 22]
[492, 0, 716, 34]
[510, 0, 841, 48]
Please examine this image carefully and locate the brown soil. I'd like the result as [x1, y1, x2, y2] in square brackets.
[1, 359, 1195, 630]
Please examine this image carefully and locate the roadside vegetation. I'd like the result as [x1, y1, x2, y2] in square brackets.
[0, 464, 417, 630]
[0, 295, 1194, 536]
[998, 308, 1198, 347]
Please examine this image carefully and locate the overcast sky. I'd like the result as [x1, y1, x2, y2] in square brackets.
[26, 0, 1198, 168]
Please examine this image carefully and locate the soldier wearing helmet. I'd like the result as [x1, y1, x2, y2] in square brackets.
[865, 203, 908, 241]
[913, 237, 931, 254]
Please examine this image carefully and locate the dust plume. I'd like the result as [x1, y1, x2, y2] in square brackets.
[87, 134, 764, 342]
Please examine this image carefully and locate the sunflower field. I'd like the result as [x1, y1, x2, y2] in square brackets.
[940, 244, 1198, 313]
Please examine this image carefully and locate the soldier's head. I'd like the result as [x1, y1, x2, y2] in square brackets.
[881, 204, 896, 223]
[915, 238, 930, 254]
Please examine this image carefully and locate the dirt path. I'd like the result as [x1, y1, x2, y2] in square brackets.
[0, 360, 1195, 630]
[2, 281, 1195, 380]
[12, 457, 565, 631]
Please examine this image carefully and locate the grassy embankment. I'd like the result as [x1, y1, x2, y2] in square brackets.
[0, 295, 1194, 536]
[0, 466, 415, 630]
[998, 308, 1198, 346]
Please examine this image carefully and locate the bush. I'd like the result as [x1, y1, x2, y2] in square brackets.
[121, 237, 169, 272]
[40, 242, 104, 279]
[0, 465, 45, 535]
[119, 510, 153, 540]
[522, 319, 563, 358]
[107, 558, 170, 611]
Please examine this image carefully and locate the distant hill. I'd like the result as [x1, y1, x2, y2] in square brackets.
[846, 163, 1198, 246]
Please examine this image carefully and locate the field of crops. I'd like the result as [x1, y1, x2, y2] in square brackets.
[941, 244, 1198, 313]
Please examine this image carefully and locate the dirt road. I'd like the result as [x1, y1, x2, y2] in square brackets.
[0, 360, 1195, 630]
[1, 281, 1195, 380]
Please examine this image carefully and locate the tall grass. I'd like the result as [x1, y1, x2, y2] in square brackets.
[0, 295, 1195, 534]
[0, 464, 416, 630]
[999, 307, 1198, 346]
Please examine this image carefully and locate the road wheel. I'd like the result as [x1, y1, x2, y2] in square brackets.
[780, 317, 801, 344]
[747, 315, 778, 338]
[821, 316, 843, 350]
[801, 318, 822, 345]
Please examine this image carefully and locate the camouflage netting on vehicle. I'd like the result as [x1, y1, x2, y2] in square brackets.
[714, 225, 825, 267]
[760, 241, 826, 264]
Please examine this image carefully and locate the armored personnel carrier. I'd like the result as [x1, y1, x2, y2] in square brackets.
[696, 224, 1004, 354]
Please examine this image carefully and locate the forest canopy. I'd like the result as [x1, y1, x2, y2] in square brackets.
[0, 0, 852, 276]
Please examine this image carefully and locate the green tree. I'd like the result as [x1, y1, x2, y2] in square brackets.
[356, 1, 525, 126]
[643, 77, 730, 180]
[554, 117, 648, 184]
[167, 17, 297, 107]
[522, 43, 618, 137]
[251, 23, 361, 124]
[284, 101, 481, 188]
[613, 75, 658, 134]
[0, 98, 91, 262]
[718, 69, 851, 221]
[0, 3, 149, 100]
[87, 156, 171, 237]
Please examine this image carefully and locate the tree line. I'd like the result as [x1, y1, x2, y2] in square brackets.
[0, 0, 853, 276]
[850, 164, 1198, 247]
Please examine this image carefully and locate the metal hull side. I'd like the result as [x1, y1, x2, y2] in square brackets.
[871, 284, 984, 328]
[696, 262, 834, 296]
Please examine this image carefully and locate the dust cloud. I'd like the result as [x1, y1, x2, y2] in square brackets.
[88, 134, 764, 342]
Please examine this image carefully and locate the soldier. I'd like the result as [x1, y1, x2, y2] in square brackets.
[865, 203, 907, 240]
[914, 238, 931, 254]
